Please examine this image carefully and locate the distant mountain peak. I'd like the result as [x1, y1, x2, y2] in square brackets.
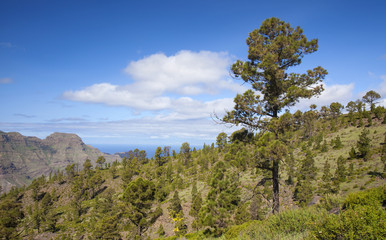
[0, 131, 120, 192]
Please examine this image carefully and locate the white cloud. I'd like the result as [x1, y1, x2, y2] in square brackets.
[375, 75, 386, 107]
[379, 75, 386, 96]
[63, 50, 245, 117]
[124, 50, 242, 95]
[0, 78, 12, 84]
[378, 98, 386, 107]
[63, 83, 172, 110]
[294, 83, 355, 111]
[155, 97, 234, 121]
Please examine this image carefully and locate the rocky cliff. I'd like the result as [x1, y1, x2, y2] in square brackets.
[0, 131, 120, 192]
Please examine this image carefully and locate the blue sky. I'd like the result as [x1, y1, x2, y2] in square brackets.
[1, 0, 386, 147]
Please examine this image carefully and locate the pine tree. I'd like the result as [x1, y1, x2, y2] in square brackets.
[349, 146, 357, 159]
[191, 181, 198, 198]
[285, 152, 295, 185]
[169, 191, 182, 218]
[155, 146, 165, 167]
[367, 113, 373, 126]
[83, 158, 93, 176]
[92, 215, 121, 239]
[31, 202, 42, 232]
[294, 150, 317, 206]
[346, 101, 357, 124]
[122, 177, 156, 237]
[190, 192, 203, 231]
[199, 161, 240, 235]
[321, 140, 328, 152]
[299, 150, 317, 181]
[190, 192, 202, 218]
[335, 155, 347, 182]
[357, 128, 371, 160]
[155, 177, 169, 202]
[358, 115, 364, 127]
[216, 132, 228, 152]
[235, 203, 250, 225]
[294, 180, 314, 207]
[0, 199, 24, 239]
[166, 161, 173, 183]
[348, 162, 355, 177]
[313, 133, 324, 150]
[333, 136, 343, 149]
[180, 142, 191, 166]
[96, 156, 106, 169]
[362, 90, 381, 112]
[168, 191, 187, 236]
[250, 194, 265, 220]
[319, 160, 333, 194]
[222, 17, 327, 214]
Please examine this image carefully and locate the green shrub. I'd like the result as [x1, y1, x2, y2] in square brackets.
[267, 207, 325, 234]
[309, 186, 386, 240]
[343, 186, 385, 209]
[309, 205, 386, 239]
[224, 221, 255, 239]
[225, 208, 326, 239]
[318, 194, 343, 211]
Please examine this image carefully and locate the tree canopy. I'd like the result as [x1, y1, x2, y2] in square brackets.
[226, 17, 327, 123]
[223, 17, 327, 213]
[362, 90, 381, 111]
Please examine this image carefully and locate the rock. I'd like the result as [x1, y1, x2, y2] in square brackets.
[0, 131, 121, 192]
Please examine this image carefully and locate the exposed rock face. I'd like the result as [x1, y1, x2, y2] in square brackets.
[0, 131, 120, 192]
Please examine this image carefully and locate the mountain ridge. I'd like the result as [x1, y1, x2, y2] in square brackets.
[0, 131, 121, 192]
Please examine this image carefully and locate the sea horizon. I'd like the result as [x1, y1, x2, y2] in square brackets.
[90, 143, 204, 158]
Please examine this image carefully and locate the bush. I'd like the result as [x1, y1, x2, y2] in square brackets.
[225, 208, 326, 239]
[309, 186, 386, 240]
[309, 205, 386, 240]
[318, 194, 343, 211]
[267, 207, 325, 234]
[224, 221, 255, 239]
[343, 186, 385, 209]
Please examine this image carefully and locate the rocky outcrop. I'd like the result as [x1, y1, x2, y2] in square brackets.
[0, 131, 121, 192]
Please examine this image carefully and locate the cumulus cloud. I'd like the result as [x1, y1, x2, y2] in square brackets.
[124, 50, 243, 95]
[63, 50, 245, 119]
[294, 83, 355, 111]
[63, 83, 172, 110]
[379, 75, 386, 96]
[375, 75, 386, 107]
[0, 78, 13, 84]
[155, 97, 234, 121]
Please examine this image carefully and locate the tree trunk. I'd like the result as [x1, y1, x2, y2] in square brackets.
[272, 158, 280, 214]
[272, 109, 280, 214]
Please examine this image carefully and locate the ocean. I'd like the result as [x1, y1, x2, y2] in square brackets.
[91, 144, 160, 157]
[90, 144, 201, 158]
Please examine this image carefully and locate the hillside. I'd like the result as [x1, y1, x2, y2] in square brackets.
[0, 132, 121, 192]
[0, 107, 385, 240]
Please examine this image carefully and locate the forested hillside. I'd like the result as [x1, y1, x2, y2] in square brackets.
[1, 101, 385, 239]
